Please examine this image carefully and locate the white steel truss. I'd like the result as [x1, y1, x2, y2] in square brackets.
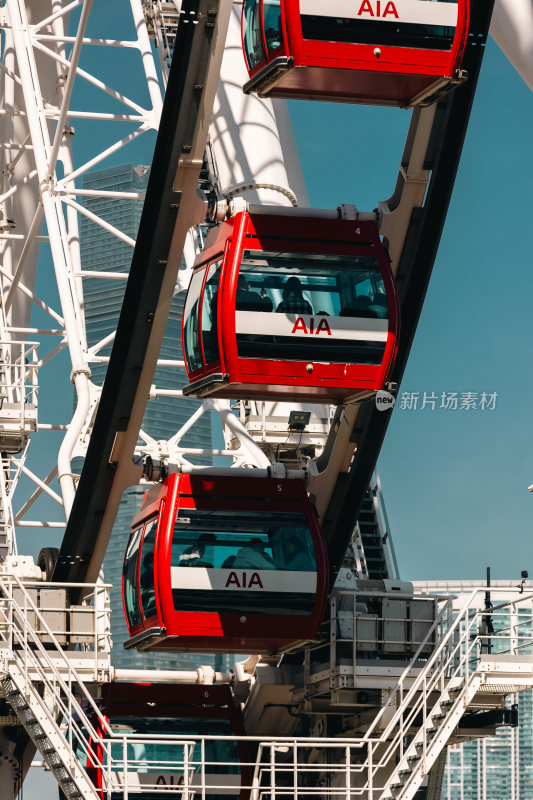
[0, 0, 293, 561]
[0, 0, 164, 546]
[1, 578, 532, 800]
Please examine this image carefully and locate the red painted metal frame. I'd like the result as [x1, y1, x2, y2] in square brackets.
[83, 683, 251, 800]
[242, 0, 470, 106]
[182, 211, 399, 403]
[123, 473, 329, 654]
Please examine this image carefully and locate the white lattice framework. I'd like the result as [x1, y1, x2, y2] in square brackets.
[0, 0, 274, 555]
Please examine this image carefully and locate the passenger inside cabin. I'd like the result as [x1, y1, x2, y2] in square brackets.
[179, 541, 213, 568]
[140, 551, 154, 589]
[284, 535, 314, 570]
[235, 276, 273, 312]
[369, 291, 387, 318]
[276, 276, 313, 315]
[232, 537, 276, 570]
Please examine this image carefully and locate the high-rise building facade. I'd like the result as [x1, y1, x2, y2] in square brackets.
[79, 164, 227, 670]
[414, 580, 533, 800]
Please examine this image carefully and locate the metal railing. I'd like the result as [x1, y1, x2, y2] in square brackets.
[0, 340, 38, 410]
[0, 576, 111, 662]
[330, 589, 447, 664]
[0, 580, 532, 799]
[256, 588, 533, 799]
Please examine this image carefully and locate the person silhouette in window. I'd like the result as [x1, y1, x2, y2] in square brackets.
[276, 276, 313, 315]
[179, 541, 212, 567]
[236, 276, 273, 311]
[233, 538, 276, 569]
[284, 535, 314, 570]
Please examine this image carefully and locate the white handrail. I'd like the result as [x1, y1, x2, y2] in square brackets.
[1, 579, 532, 799]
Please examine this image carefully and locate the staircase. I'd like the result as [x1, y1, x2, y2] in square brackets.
[253, 586, 533, 800]
[377, 679, 477, 800]
[355, 474, 398, 580]
[1, 667, 98, 799]
[143, 0, 181, 79]
[0, 575, 108, 799]
[0, 575, 244, 798]
[0, 578, 532, 800]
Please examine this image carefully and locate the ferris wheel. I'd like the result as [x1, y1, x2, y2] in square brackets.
[0, 0, 531, 798]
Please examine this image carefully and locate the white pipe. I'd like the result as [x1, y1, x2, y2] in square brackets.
[210, 6, 304, 207]
[111, 668, 233, 684]
[270, 99, 310, 207]
[1, 21, 41, 334]
[211, 398, 272, 469]
[490, 0, 533, 90]
[130, 0, 164, 126]
[57, 369, 91, 513]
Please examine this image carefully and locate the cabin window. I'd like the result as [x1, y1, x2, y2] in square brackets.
[123, 528, 143, 628]
[264, 0, 282, 53]
[170, 509, 317, 615]
[242, 0, 265, 69]
[201, 261, 222, 366]
[235, 251, 388, 365]
[139, 520, 157, 618]
[183, 270, 206, 374]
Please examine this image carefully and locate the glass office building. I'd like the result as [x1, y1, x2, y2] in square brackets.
[79, 164, 230, 671]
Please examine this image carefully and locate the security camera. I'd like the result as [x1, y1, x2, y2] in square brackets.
[528, 485, 533, 493]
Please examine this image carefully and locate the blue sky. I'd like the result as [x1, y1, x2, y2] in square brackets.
[289, 37, 533, 582]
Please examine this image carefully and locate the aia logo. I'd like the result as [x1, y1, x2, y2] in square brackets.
[291, 317, 331, 335]
[156, 775, 184, 786]
[225, 571, 264, 589]
[357, 0, 399, 18]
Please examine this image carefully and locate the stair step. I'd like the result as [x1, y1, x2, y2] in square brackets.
[59, 781, 79, 797]
[28, 723, 44, 736]
[9, 694, 29, 709]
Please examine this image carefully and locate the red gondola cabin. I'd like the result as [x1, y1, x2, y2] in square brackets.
[181, 211, 399, 404]
[241, 0, 469, 107]
[122, 473, 328, 654]
[69, 682, 251, 800]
